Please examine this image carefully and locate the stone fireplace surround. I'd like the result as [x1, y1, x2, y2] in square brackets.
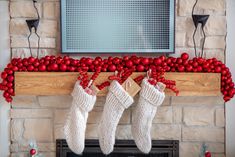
[9, 0, 226, 157]
[10, 96, 225, 157]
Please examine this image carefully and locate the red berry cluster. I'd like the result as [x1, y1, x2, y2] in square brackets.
[77, 71, 89, 89]
[77, 69, 101, 89]
[148, 71, 179, 95]
[108, 69, 134, 84]
[134, 75, 145, 84]
[96, 81, 111, 90]
[0, 53, 234, 102]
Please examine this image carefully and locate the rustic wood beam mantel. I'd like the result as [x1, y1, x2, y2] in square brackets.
[14, 72, 221, 96]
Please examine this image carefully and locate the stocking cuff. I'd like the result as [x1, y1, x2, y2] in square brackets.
[140, 78, 165, 107]
[71, 81, 97, 112]
[109, 81, 134, 109]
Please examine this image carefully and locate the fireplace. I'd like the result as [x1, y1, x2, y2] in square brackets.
[56, 139, 179, 157]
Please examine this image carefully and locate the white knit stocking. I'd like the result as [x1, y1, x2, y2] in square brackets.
[98, 81, 134, 155]
[64, 81, 96, 154]
[132, 78, 165, 154]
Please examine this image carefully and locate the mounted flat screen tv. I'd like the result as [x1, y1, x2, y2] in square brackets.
[61, 0, 175, 53]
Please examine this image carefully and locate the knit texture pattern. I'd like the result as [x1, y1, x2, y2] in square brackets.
[98, 81, 134, 155]
[132, 78, 165, 154]
[64, 81, 96, 154]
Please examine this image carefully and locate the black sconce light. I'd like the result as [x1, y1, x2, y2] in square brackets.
[192, 0, 209, 58]
[26, 0, 40, 58]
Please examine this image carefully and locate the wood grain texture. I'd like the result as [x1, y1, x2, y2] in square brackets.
[15, 72, 221, 96]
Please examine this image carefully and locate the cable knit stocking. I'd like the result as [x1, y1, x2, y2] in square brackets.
[98, 81, 134, 155]
[132, 78, 165, 154]
[64, 81, 96, 154]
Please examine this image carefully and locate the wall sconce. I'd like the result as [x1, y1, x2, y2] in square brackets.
[26, 0, 40, 58]
[192, 0, 209, 58]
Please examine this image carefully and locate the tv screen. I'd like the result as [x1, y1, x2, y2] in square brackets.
[61, 0, 175, 53]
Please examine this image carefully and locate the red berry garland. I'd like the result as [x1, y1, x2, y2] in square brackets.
[0, 53, 234, 102]
[134, 75, 145, 84]
[108, 75, 122, 82]
[96, 81, 111, 90]
[77, 67, 101, 90]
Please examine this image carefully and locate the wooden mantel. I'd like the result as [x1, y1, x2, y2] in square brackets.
[14, 72, 221, 96]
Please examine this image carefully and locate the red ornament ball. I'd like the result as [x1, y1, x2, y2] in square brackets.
[3, 91, 10, 98]
[123, 56, 129, 61]
[6, 97, 12, 103]
[205, 151, 211, 157]
[178, 65, 185, 72]
[27, 65, 34, 71]
[1, 72, 8, 79]
[85, 58, 93, 65]
[181, 53, 189, 60]
[125, 60, 133, 68]
[141, 58, 149, 65]
[113, 57, 121, 65]
[229, 88, 235, 97]
[136, 65, 145, 72]
[159, 55, 166, 61]
[7, 75, 14, 82]
[154, 58, 162, 65]
[50, 63, 59, 71]
[64, 59, 71, 65]
[30, 149, 36, 155]
[28, 57, 35, 63]
[33, 61, 40, 67]
[60, 64, 67, 72]
[108, 65, 116, 72]
[93, 60, 99, 65]
[39, 64, 46, 72]
[215, 66, 222, 73]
